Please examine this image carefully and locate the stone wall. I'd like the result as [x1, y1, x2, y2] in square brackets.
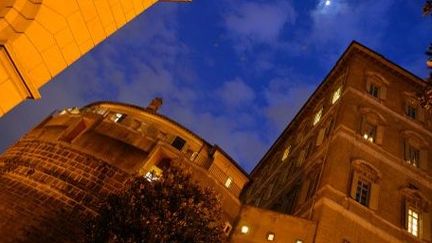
[0, 139, 130, 242]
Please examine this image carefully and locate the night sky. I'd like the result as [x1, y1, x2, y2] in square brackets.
[0, 0, 430, 172]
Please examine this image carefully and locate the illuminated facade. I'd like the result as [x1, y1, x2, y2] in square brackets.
[0, 42, 431, 242]
[238, 42, 432, 243]
[0, 0, 188, 117]
[0, 99, 248, 241]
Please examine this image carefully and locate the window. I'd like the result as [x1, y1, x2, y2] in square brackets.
[368, 84, 380, 98]
[313, 108, 323, 126]
[144, 165, 163, 182]
[225, 177, 233, 188]
[405, 144, 420, 168]
[296, 150, 306, 167]
[355, 178, 371, 206]
[362, 122, 377, 143]
[266, 232, 275, 241]
[350, 160, 381, 210]
[171, 136, 186, 150]
[332, 86, 342, 104]
[223, 222, 232, 235]
[281, 146, 291, 161]
[407, 207, 420, 237]
[112, 113, 126, 123]
[401, 188, 428, 238]
[240, 225, 249, 234]
[296, 240, 303, 243]
[406, 105, 417, 119]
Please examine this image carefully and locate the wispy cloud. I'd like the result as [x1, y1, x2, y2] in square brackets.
[215, 78, 256, 108]
[223, 0, 296, 51]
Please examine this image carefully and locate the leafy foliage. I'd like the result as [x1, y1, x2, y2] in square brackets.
[424, 0, 432, 16]
[85, 166, 227, 243]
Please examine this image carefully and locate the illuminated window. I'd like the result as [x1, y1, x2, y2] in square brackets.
[240, 225, 249, 234]
[225, 177, 233, 188]
[368, 84, 380, 98]
[144, 166, 163, 182]
[171, 136, 186, 150]
[405, 144, 420, 168]
[313, 108, 323, 126]
[355, 178, 371, 206]
[406, 105, 417, 119]
[332, 86, 342, 104]
[362, 122, 376, 143]
[266, 232, 275, 241]
[296, 240, 303, 243]
[407, 207, 420, 237]
[281, 146, 291, 161]
[112, 113, 126, 123]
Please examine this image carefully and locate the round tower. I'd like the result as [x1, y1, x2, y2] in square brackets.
[0, 101, 249, 242]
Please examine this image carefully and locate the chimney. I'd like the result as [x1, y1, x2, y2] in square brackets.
[146, 97, 163, 113]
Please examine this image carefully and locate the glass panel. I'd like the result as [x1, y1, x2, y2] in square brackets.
[313, 108, 323, 126]
[332, 86, 342, 104]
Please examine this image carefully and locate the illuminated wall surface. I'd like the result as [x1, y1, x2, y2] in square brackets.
[238, 42, 432, 243]
[0, 0, 159, 117]
[0, 100, 249, 241]
[0, 40, 431, 242]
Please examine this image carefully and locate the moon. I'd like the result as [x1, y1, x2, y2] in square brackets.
[325, 0, 331, 6]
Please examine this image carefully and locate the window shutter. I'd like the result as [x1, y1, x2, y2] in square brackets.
[350, 172, 359, 199]
[380, 86, 387, 100]
[369, 183, 380, 210]
[403, 101, 408, 116]
[376, 125, 384, 145]
[316, 128, 325, 146]
[420, 150, 428, 170]
[418, 107, 425, 122]
[404, 140, 409, 161]
[366, 80, 371, 93]
[297, 180, 310, 205]
[297, 150, 305, 166]
[359, 117, 365, 134]
[402, 200, 408, 229]
[423, 212, 431, 240]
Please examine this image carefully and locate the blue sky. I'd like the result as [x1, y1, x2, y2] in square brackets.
[0, 0, 431, 172]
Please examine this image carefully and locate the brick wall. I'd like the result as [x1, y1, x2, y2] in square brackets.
[0, 139, 130, 242]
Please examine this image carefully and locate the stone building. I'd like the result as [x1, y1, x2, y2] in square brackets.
[0, 99, 248, 242]
[0, 41, 431, 243]
[238, 41, 432, 243]
[0, 0, 187, 117]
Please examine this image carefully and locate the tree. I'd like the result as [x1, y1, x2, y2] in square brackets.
[418, 1, 432, 111]
[85, 165, 227, 243]
[424, 0, 432, 16]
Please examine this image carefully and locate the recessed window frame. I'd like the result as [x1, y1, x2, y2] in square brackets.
[171, 136, 186, 151]
[313, 108, 323, 126]
[332, 86, 342, 104]
[406, 105, 417, 119]
[112, 112, 127, 123]
[224, 177, 233, 188]
[407, 207, 420, 237]
[368, 84, 380, 98]
[240, 225, 249, 234]
[266, 232, 275, 241]
[362, 121, 377, 143]
[355, 177, 371, 206]
[281, 145, 291, 161]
